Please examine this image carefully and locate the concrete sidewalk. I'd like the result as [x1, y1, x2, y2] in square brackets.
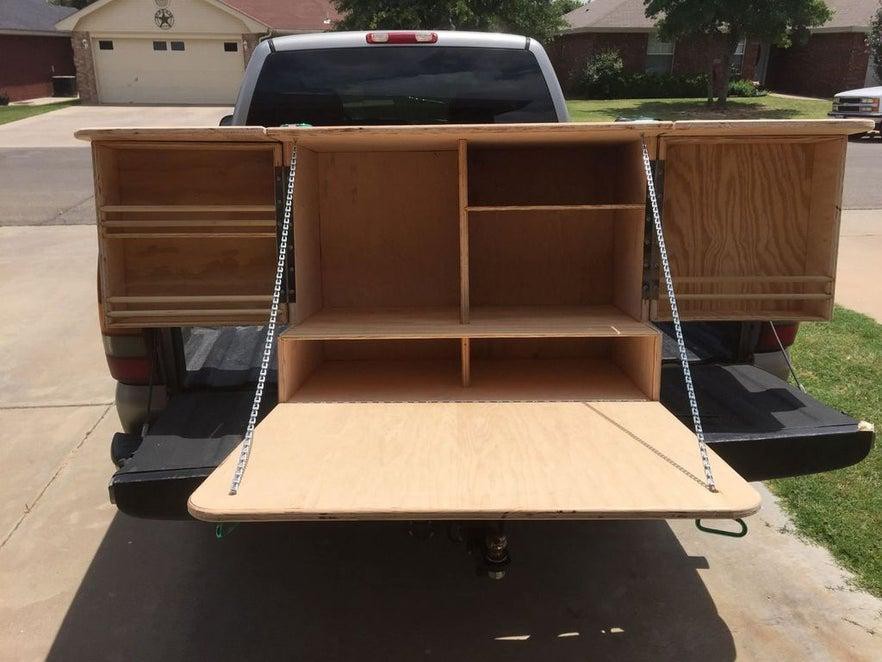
[837, 209, 882, 322]
[0, 225, 880, 660]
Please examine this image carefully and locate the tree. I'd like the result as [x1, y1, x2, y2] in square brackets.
[332, 0, 580, 44]
[644, 0, 832, 107]
[869, 1, 882, 83]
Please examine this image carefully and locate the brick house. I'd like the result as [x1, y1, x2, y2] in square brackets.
[766, 0, 880, 98]
[0, 0, 77, 102]
[550, 0, 879, 98]
[56, 0, 338, 105]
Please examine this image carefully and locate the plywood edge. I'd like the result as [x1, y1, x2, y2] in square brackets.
[267, 121, 674, 149]
[667, 119, 874, 136]
[74, 127, 272, 142]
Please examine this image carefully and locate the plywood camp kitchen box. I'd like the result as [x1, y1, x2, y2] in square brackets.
[77, 119, 870, 522]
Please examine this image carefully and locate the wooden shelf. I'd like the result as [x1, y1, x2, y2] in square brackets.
[102, 220, 276, 228]
[288, 357, 647, 403]
[104, 232, 276, 239]
[282, 305, 655, 341]
[468, 204, 644, 213]
[100, 204, 276, 213]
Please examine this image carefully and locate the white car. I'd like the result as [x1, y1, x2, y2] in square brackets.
[829, 85, 882, 134]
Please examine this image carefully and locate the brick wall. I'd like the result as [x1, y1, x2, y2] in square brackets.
[0, 34, 75, 102]
[766, 32, 870, 98]
[70, 32, 98, 104]
[548, 32, 648, 93]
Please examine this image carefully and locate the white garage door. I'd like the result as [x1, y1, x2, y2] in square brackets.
[94, 37, 244, 104]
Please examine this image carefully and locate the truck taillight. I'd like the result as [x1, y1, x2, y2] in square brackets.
[103, 332, 152, 384]
[755, 322, 799, 353]
[366, 31, 438, 44]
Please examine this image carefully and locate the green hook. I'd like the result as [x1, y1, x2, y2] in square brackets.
[215, 522, 239, 539]
[694, 518, 748, 538]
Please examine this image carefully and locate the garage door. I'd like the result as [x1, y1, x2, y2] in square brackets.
[94, 37, 244, 104]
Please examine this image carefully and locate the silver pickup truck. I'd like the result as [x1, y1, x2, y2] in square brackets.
[106, 31, 873, 519]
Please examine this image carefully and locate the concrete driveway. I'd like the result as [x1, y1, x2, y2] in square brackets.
[0, 105, 230, 226]
[1, 107, 881, 660]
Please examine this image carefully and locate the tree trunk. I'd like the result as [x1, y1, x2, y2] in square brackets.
[706, 58, 715, 105]
[716, 34, 741, 109]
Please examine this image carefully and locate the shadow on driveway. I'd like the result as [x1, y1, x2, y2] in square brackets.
[47, 517, 735, 660]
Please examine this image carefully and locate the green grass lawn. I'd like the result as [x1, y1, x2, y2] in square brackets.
[0, 100, 79, 126]
[566, 94, 830, 122]
[769, 307, 881, 596]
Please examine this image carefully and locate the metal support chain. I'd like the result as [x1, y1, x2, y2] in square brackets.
[641, 138, 717, 492]
[229, 148, 297, 495]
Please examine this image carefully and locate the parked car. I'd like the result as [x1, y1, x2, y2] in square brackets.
[829, 85, 882, 136]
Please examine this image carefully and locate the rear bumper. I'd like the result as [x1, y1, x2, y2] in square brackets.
[110, 364, 874, 519]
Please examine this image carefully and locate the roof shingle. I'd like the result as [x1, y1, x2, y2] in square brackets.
[0, 0, 76, 33]
[562, 0, 878, 33]
[221, 0, 339, 32]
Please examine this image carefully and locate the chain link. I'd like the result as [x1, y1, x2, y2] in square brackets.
[640, 138, 717, 492]
[229, 148, 297, 495]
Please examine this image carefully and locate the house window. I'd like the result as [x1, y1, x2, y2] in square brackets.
[98, 40, 114, 51]
[153, 41, 168, 51]
[646, 33, 674, 74]
[170, 41, 185, 51]
[224, 41, 239, 52]
[731, 39, 747, 76]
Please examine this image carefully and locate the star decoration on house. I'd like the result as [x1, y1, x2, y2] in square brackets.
[155, 9, 174, 30]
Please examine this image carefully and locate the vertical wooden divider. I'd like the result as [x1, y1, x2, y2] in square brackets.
[458, 139, 472, 388]
[458, 139, 470, 323]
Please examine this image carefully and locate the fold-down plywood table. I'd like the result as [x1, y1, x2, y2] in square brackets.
[189, 401, 760, 522]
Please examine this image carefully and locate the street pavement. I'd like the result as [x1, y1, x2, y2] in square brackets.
[0, 107, 880, 660]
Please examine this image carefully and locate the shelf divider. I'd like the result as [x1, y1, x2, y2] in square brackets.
[467, 203, 645, 212]
[458, 139, 470, 323]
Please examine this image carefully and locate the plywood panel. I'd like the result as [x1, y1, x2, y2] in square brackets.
[290, 147, 323, 324]
[188, 400, 761, 521]
[655, 138, 836, 320]
[468, 144, 643, 206]
[318, 151, 460, 308]
[469, 209, 615, 306]
[283, 306, 656, 340]
[115, 145, 275, 205]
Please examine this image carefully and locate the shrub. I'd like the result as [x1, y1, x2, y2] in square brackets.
[574, 50, 624, 99]
[0, 91, 9, 106]
[728, 78, 766, 97]
[571, 51, 708, 99]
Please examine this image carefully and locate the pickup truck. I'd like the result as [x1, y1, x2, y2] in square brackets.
[829, 85, 882, 135]
[98, 32, 873, 541]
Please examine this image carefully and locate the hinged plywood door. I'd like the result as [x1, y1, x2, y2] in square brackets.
[651, 135, 847, 321]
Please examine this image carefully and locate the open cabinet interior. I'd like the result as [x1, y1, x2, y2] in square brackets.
[283, 136, 658, 407]
[94, 141, 282, 327]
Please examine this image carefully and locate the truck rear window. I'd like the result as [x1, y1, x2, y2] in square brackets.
[246, 46, 557, 126]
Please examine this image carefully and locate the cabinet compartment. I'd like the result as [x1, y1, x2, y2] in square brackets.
[468, 208, 645, 318]
[654, 137, 845, 321]
[299, 150, 460, 313]
[470, 335, 660, 401]
[94, 142, 281, 327]
[278, 333, 660, 403]
[278, 338, 463, 402]
[467, 143, 645, 207]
